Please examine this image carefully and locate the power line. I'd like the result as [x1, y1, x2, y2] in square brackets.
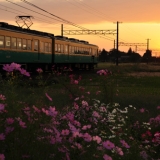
[0, 4, 58, 25]
[5, 0, 115, 42]
[20, 0, 90, 30]
[6, 0, 67, 24]
[20, 0, 115, 41]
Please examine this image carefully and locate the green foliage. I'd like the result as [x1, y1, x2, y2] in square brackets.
[0, 63, 160, 159]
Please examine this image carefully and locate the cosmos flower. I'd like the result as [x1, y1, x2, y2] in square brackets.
[102, 140, 115, 150]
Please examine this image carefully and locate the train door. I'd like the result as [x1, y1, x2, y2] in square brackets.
[33, 39, 39, 61]
[65, 44, 69, 61]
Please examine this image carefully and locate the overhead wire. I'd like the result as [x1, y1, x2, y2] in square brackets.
[5, 0, 69, 25]
[20, 0, 115, 41]
[71, 0, 154, 50]
[0, 4, 59, 25]
[20, 0, 91, 30]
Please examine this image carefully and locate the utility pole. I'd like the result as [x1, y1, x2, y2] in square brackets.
[146, 38, 151, 50]
[61, 24, 63, 37]
[115, 21, 122, 66]
[135, 45, 137, 53]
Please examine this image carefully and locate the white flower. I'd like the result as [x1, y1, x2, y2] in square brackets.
[112, 109, 117, 113]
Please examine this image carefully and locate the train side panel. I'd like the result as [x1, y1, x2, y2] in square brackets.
[54, 38, 98, 69]
[0, 29, 52, 64]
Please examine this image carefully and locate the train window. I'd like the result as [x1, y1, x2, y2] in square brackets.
[45, 42, 49, 52]
[61, 44, 64, 53]
[11, 37, 17, 49]
[74, 46, 76, 54]
[23, 39, 27, 50]
[27, 40, 31, 50]
[93, 49, 97, 55]
[65, 45, 68, 53]
[40, 41, 44, 52]
[55, 43, 58, 51]
[76, 46, 78, 52]
[49, 43, 51, 53]
[58, 44, 60, 52]
[71, 46, 74, 54]
[89, 48, 92, 54]
[69, 46, 71, 53]
[17, 38, 22, 49]
[34, 40, 38, 51]
[5, 37, 11, 48]
[0, 36, 4, 48]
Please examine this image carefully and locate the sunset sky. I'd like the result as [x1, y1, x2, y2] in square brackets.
[1, 0, 160, 56]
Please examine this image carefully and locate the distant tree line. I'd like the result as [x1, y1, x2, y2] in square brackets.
[98, 47, 159, 63]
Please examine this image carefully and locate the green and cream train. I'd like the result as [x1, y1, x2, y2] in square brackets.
[0, 22, 99, 71]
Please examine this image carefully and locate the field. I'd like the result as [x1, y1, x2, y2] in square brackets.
[0, 62, 160, 160]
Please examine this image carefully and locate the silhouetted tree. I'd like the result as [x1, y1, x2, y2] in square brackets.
[127, 47, 133, 55]
[142, 50, 152, 64]
[130, 51, 141, 62]
[99, 49, 109, 62]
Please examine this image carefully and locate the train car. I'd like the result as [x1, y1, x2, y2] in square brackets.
[0, 22, 99, 71]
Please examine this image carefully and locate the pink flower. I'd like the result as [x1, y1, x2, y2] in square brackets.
[103, 154, 112, 160]
[48, 106, 58, 117]
[0, 94, 6, 101]
[69, 123, 80, 134]
[45, 93, 52, 101]
[157, 106, 160, 109]
[5, 127, 14, 134]
[152, 132, 160, 144]
[140, 151, 148, 160]
[0, 154, 5, 160]
[3, 64, 14, 72]
[74, 102, 79, 110]
[83, 133, 92, 142]
[0, 104, 5, 112]
[74, 80, 79, 84]
[36, 68, 43, 73]
[61, 129, 70, 136]
[6, 118, 14, 125]
[19, 120, 27, 128]
[120, 140, 130, 148]
[19, 68, 30, 77]
[66, 112, 74, 121]
[92, 111, 100, 118]
[72, 131, 82, 138]
[10, 62, 21, 70]
[93, 136, 102, 144]
[73, 120, 81, 127]
[82, 100, 88, 107]
[74, 142, 82, 149]
[97, 69, 108, 75]
[82, 125, 91, 130]
[74, 97, 79, 101]
[102, 140, 115, 150]
[115, 146, 124, 156]
[50, 136, 56, 144]
[32, 105, 41, 113]
[0, 133, 5, 140]
[139, 108, 145, 113]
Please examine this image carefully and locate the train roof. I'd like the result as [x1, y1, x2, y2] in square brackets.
[0, 22, 54, 38]
[0, 22, 98, 47]
[55, 35, 98, 47]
